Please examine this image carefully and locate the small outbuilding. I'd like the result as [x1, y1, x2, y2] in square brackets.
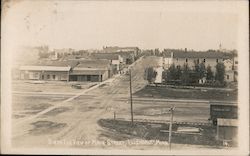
[69, 67, 109, 82]
[216, 118, 238, 146]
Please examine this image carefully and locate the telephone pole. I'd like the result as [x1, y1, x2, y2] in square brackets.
[168, 106, 175, 150]
[129, 69, 134, 125]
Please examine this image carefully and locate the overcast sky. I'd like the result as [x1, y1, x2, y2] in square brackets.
[2, 0, 248, 51]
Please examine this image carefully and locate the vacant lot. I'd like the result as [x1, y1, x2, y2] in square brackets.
[134, 86, 237, 101]
[12, 80, 97, 93]
[98, 119, 236, 147]
[12, 94, 70, 119]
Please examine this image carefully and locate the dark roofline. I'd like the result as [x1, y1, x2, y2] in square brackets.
[163, 51, 230, 59]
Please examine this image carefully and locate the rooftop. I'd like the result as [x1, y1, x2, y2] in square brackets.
[70, 67, 107, 75]
[20, 66, 71, 71]
[163, 51, 231, 59]
[32, 60, 80, 68]
[103, 46, 139, 53]
[91, 53, 120, 60]
[76, 59, 111, 68]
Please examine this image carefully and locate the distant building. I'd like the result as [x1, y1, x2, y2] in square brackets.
[162, 50, 229, 72]
[69, 66, 109, 82]
[102, 46, 140, 56]
[19, 66, 71, 81]
[112, 51, 135, 64]
[54, 48, 75, 54]
[74, 59, 113, 80]
[154, 67, 164, 84]
[233, 57, 238, 71]
[91, 53, 122, 72]
[18, 59, 112, 82]
[162, 49, 238, 83]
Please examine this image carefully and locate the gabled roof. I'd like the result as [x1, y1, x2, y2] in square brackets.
[20, 66, 71, 71]
[76, 59, 111, 68]
[32, 60, 79, 68]
[70, 67, 107, 75]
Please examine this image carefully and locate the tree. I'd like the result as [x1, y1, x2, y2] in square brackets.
[38, 51, 50, 58]
[175, 65, 182, 80]
[206, 65, 214, 80]
[215, 62, 225, 83]
[166, 64, 177, 81]
[199, 63, 206, 79]
[193, 61, 206, 83]
[230, 49, 237, 70]
[154, 48, 160, 56]
[181, 63, 191, 85]
[145, 67, 157, 83]
[162, 70, 169, 83]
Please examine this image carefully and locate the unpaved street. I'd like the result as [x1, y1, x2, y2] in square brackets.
[12, 56, 220, 150]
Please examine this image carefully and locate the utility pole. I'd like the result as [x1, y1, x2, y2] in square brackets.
[129, 68, 134, 125]
[168, 106, 175, 150]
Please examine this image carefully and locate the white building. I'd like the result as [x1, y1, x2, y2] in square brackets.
[162, 51, 228, 72]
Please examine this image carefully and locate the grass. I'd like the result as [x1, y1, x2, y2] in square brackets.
[134, 86, 237, 101]
[98, 119, 235, 147]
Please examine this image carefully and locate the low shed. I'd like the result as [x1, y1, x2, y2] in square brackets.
[216, 118, 238, 146]
[69, 67, 109, 82]
[19, 66, 71, 81]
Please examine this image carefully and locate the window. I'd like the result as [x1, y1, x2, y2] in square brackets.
[227, 75, 229, 80]
[203, 59, 206, 63]
[235, 61, 238, 64]
[186, 58, 188, 63]
[41, 75, 44, 80]
[33, 73, 39, 79]
[87, 75, 91, 81]
[197, 59, 199, 64]
[53, 75, 56, 80]
[176, 58, 178, 62]
[47, 75, 50, 79]
[216, 59, 218, 63]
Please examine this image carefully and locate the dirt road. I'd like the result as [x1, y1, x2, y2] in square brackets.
[11, 56, 217, 150]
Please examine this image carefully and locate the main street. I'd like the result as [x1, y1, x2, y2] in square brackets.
[12, 56, 211, 149]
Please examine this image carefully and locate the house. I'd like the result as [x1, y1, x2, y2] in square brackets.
[154, 66, 164, 84]
[223, 59, 237, 82]
[69, 66, 109, 82]
[233, 57, 238, 71]
[225, 70, 235, 82]
[224, 59, 233, 71]
[162, 50, 229, 72]
[69, 59, 110, 82]
[91, 53, 122, 72]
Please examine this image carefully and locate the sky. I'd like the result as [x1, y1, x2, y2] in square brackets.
[2, 0, 248, 51]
